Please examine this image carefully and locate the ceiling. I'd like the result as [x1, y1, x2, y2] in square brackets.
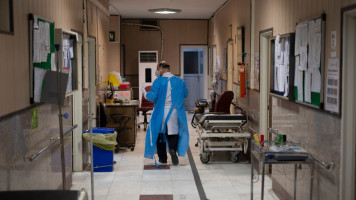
[108, 0, 229, 19]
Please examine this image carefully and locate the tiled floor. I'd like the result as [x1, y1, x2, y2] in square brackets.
[71, 114, 279, 200]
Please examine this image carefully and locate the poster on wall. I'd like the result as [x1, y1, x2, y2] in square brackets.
[325, 58, 340, 113]
[330, 30, 337, 58]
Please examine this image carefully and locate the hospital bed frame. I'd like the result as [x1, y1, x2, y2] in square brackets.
[194, 114, 250, 163]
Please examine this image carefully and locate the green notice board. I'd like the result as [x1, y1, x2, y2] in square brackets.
[294, 14, 326, 108]
[29, 14, 55, 103]
[32, 19, 55, 70]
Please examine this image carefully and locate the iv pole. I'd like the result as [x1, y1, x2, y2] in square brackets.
[54, 44, 67, 190]
[88, 40, 95, 200]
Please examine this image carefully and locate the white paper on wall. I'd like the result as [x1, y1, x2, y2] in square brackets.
[299, 46, 308, 70]
[284, 40, 290, 66]
[274, 65, 279, 91]
[304, 70, 312, 103]
[314, 33, 321, 69]
[325, 59, 340, 113]
[51, 53, 56, 71]
[33, 29, 41, 63]
[295, 24, 301, 55]
[45, 22, 50, 55]
[301, 23, 308, 47]
[278, 64, 286, 92]
[314, 18, 321, 34]
[275, 35, 282, 65]
[294, 59, 303, 101]
[331, 30, 337, 58]
[311, 69, 321, 93]
[34, 67, 47, 102]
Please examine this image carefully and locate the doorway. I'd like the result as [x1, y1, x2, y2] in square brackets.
[180, 45, 208, 111]
[341, 6, 356, 200]
[259, 29, 273, 139]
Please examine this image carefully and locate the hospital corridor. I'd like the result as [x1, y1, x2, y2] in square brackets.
[70, 114, 275, 200]
[1, 0, 356, 200]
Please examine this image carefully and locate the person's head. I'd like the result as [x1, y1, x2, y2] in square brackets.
[156, 61, 170, 77]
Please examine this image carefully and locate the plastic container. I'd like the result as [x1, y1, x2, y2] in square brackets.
[84, 127, 115, 133]
[85, 127, 116, 172]
[119, 82, 130, 89]
[93, 145, 114, 172]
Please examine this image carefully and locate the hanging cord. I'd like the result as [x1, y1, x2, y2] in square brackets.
[122, 23, 164, 61]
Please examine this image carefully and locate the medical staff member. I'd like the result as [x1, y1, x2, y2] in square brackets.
[142, 61, 189, 165]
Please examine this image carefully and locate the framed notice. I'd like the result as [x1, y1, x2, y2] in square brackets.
[325, 59, 340, 113]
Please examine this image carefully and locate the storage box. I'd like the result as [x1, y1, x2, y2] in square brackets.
[119, 82, 130, 89]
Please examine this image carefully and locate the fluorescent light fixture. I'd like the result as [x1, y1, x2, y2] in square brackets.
[149, 8, 181, 14]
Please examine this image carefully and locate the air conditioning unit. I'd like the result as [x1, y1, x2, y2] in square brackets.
[138, 51, 158, 101]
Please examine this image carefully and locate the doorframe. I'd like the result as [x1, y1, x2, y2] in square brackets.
[72, 33, 83, 172]
[259, 28, 273, 138]
[227, 39, 234, 91]
[180, 45, 208, 99]
[340, 5, 356, 200]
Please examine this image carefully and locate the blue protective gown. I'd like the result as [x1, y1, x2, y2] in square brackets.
[144, 75, 189, 159]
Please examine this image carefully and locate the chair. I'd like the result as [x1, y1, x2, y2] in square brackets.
[137, 86, 154, 130]
[214, 90, 234, 113]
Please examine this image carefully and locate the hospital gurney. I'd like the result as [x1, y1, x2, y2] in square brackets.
[194, 113, 250, 163]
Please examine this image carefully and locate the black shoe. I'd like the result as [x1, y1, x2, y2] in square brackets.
[159, 159, 167, 164]
[169, 149, 179, 165]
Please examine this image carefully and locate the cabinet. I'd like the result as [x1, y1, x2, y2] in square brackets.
[104, 101, 139, 151]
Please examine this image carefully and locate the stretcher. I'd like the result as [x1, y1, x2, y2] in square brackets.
[194, 113, 250, 163]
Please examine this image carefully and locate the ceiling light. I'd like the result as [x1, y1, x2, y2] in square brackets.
[149, 8, 181, 14]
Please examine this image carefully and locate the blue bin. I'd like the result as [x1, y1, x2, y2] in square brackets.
[93, 145, 114, 172]
[87, 127, 115, 172]
[84, 127, 115, 133]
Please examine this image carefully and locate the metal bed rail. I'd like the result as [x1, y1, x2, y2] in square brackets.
[309, 154, 335, 170]
[25, 124, 78, 161]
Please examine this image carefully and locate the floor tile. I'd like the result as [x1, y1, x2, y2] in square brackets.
[142, 174, 172, 181]
[172, 180, 199, 195]
[170, 169, 194, 181]
[173, 194, 200, 200]
[140, 180, 172, 195]
[106, 193, 140, 200]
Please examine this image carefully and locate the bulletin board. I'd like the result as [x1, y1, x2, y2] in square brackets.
[55, 29, 78, 94]
[270, 33, 295, 101]
[294, 14, 326, 108]
[29, 14, 55, 104]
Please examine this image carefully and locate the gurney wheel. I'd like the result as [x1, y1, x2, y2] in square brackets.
[230, 153, 240, 163]
[200, 154, 210, 164]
